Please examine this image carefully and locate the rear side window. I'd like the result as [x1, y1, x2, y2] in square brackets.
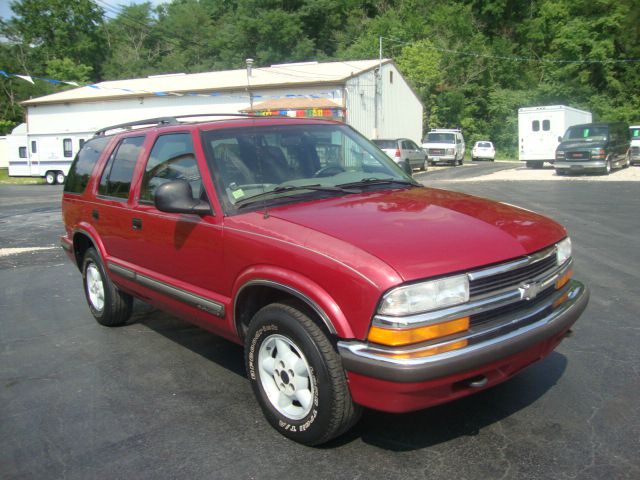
[64, 136, 111, 194]
[31, 141, 37, 154]
[140, 133, 201, 203]
[98, 136, 145, 199]
[532, 121, 540, 132]
[19, 147, 27, 158]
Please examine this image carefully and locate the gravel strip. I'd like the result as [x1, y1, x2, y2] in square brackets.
[450, 163, 640, 182]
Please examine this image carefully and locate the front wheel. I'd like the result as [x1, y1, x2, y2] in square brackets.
[245, 302, 360, 445]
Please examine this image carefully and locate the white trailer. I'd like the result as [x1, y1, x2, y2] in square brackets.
[7, 123, 93, 184]
[518, 105, 592, 168]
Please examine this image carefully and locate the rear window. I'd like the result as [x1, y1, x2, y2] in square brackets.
[64, 136, 111, 194]
[372, 140, 397, 149]
[476, 142, 492, 148]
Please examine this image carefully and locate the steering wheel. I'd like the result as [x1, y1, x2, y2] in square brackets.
[312, 165, 345, 178]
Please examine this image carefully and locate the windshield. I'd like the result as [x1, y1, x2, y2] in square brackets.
[201, 123, 414, 211]
[564, 126, 608, 141]
[631, 127, 640, 139]
[425, 132, 455, 144]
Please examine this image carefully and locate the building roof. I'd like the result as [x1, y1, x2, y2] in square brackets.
[23, 59, 391, 106]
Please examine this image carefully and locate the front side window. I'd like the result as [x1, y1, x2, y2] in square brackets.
[532, 120, 540, 132]
[19, 146, 27, 158]
[98, 136, 144, 199]
[64, 136, 111, 194]
[202, 123, 413, 213]
[140, 133, 201, 204]
[63, 138, 73, 158]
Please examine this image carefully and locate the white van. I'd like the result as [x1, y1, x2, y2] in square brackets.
[422, 129, 465, 166]
[518, 105, 592, 168]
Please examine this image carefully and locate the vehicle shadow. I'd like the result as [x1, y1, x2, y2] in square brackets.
[331, 352, 567, 451]
[128, 301, 246, 378]
[128, 301, 567, 451]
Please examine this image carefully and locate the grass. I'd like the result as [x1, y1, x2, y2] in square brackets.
[0, 168, 45, 185]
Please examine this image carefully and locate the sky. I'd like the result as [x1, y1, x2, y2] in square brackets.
[0, 0, 171, 20]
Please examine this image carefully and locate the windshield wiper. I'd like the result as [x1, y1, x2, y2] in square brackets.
[337, 177, 420, 188]
[236, 184, 358, 208]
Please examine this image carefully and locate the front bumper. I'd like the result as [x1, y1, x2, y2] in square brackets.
[338, 280, 588, 412]
[555, 160, 605, 171]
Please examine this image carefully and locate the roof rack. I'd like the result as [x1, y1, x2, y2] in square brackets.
[94, 113, 282, 136]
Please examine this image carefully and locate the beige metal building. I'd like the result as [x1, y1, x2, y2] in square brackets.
[9, 59, 423, 180]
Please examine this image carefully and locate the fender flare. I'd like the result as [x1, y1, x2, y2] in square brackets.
[232, 266, 355, 339]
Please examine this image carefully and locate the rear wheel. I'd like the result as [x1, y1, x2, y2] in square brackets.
[245, 302, 361, 445]
[55, 172, 65, 184]
[82, 248, 132, 326]
[45, 171, 56, 185]
[602, 158, 612, 175]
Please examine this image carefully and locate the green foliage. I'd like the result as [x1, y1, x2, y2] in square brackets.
[0, 0, 639, 158]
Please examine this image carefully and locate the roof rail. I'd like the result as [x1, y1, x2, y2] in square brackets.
[94, 113, 273, 136]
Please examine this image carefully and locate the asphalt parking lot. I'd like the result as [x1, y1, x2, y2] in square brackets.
[1, 165, 639, 479]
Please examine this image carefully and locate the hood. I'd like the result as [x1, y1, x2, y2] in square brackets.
[264, 187, 567, 282]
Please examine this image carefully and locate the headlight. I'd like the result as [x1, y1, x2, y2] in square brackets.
[591, 148, 606, 159]
[556, 237, 572, 265]
[379, 275, 469, 316]
[556, 150, 565, 158]
[446, 148, 455, 155]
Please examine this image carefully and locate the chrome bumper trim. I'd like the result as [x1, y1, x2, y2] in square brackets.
[338, 280, 588, 383]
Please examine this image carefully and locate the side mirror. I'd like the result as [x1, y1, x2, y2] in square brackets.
[558, 136, 563, 142]
[154, 180, 211, 215]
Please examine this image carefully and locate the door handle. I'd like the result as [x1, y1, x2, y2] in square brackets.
[92, 209, 99, 220]
[132, 218, 142, 230]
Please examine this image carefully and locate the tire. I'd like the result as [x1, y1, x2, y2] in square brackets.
[623, 153, 630, 169]
[602, 158, 612, 175]
[82, 248, 132, 327]
[55, 172, 65, 184]
[45, 171, 56, 185]
[422, 159, 428, 171]
[245, 302, 361, 446]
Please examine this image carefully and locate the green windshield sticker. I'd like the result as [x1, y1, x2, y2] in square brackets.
[231, 188, 245, 200]
[583, 129, 589, 138]
[634, 130, 639, 137]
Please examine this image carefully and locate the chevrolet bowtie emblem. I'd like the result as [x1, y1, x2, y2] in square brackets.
[519, 282, 541, 301]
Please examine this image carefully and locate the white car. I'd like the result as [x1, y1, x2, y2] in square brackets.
[471, 141, 496, 161]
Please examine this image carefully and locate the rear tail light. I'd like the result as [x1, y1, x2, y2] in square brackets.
[395, 148, 401, 158]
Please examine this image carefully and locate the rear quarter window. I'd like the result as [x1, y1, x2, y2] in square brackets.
[64, 136, 111, 194]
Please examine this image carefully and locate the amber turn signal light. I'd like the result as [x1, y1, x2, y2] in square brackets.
[556, 268, 573, 290]
[368, 317, 470, 347]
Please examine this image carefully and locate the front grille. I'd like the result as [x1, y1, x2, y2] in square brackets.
[469, 254, 557, 297]
[470, 285, 555, 327]
[429, 148, 445, 155]
[566, 151, 589, 161]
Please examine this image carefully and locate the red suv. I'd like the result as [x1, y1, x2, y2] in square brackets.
[61, 115, 589, 445]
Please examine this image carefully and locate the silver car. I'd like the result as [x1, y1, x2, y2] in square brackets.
[372, 138, 428, 172]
